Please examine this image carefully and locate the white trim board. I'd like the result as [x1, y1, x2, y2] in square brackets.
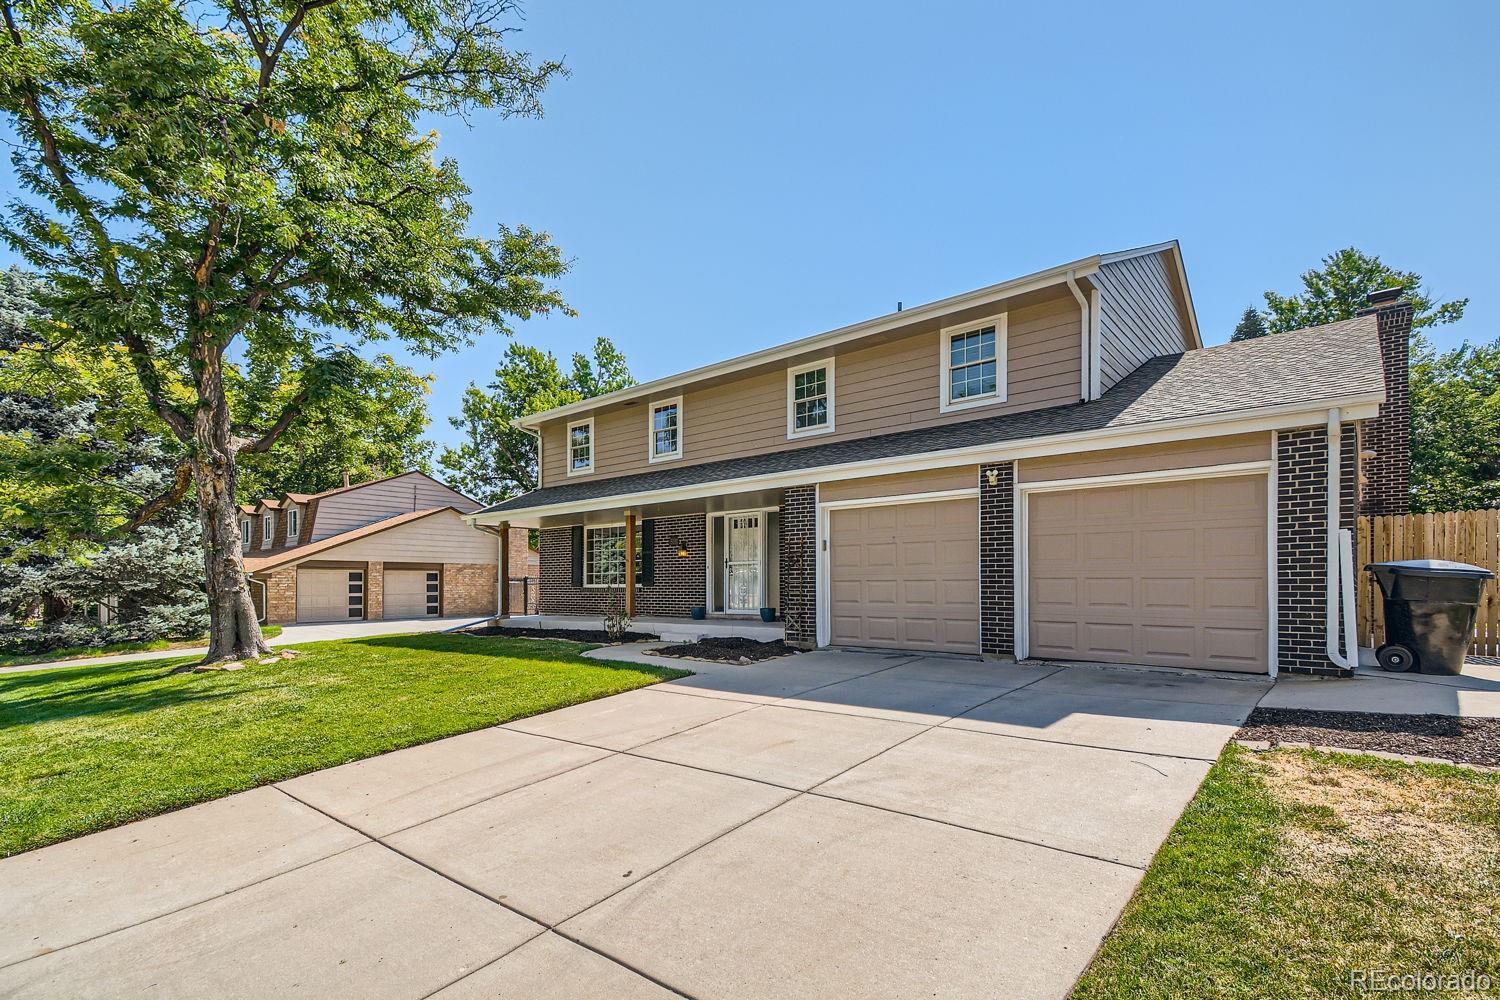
[1013, 461, 1276, 675]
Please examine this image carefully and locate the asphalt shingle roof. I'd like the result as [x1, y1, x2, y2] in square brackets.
[477, 316, 1382, 516]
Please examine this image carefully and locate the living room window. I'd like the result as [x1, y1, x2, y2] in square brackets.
[648, 397, 682, 462]
[584, 524, 643, 587]
[940, 313, 1008, 412]
[567, 417, 594, 476]
[787, 359, 835, 438]
[261, 512, 274, 549]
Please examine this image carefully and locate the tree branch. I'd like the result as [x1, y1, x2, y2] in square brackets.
[234, 384, 312, 455]
[120, 458, 193, 532]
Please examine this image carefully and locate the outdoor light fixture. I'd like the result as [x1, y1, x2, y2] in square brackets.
[676, 541, 691, 558]
[985, 468, 1000, 487]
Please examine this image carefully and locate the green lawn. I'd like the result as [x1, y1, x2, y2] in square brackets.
[0, 624, 284, 668]
[0, 633, 686, 857]
[1072, 744, 1500, 1000]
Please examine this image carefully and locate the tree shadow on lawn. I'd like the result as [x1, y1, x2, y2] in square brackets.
[340, 632, 688, 677]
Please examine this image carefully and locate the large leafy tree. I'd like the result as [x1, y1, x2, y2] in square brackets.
[1410, 337, 1500, 512]
[440, 336, 632, 504]
[1263, 247, 1467, 334]
[2, 0, 569, 661]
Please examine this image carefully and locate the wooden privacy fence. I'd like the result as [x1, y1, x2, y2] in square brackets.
[1357, 509, 1500, 656]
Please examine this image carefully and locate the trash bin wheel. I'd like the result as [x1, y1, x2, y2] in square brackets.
[1376, 644, 1417, 673]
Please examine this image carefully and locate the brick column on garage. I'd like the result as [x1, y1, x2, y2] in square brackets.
[780, 486, 817, 648]
[443, 563, 499, 617]
[1356, 289, 1414, 516]
[365, 561, 384, 621]
[265, 568, 297, 624]
[979, 462, 1016, 659]
[1277, 425, 1358, 676]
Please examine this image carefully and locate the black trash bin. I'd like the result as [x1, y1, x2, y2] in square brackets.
[1365, 559, 1494, 675]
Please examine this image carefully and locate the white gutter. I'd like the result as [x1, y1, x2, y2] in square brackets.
[1325, 408, 1358, 672]
[1065, 271, 1091, 401]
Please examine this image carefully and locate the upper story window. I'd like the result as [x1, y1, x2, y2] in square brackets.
[567, 417, 594, 476]
[584, 524, 642, 587]
[240, 518, 251, 550]
[939, 313, 1008, 413]
[285, 507, 300, 544]
[787, 359, 835, 438]
[648, 397, 682, 462]
[261, 512, 275, 549]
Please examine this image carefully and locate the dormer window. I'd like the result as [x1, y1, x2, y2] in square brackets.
[240, 518, 252, 551]
[939, 313, 1008, 413]
[648, 397, 682, 462]
[261, 512, 274, 549]
[787, 359, 834, 438]
[285, 507, 300, 545]
[567, 417, 594, 476]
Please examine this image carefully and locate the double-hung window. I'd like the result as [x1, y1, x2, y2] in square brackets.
[567, 417, 594, 476]
[583, 525, 643, 587]
[648, 397, 682, 462]
[940, 314, 1007, 412]
[787, 359, 834, 438]
[261, 513, 274, 549]
[285, 507, 300, 545]
[240, 519, 252, 551]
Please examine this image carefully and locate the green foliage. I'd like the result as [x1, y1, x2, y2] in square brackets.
[1263, 247, 1467, 334]
[440, 336, 634, 503]
[1410, 335, 1500, 512]
[1229, 306, 1267, 342]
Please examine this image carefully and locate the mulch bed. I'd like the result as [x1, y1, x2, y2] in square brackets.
[1238, 707, 1500, 768]
[652, 636, 798, 663]
[462, 626, 660, 643]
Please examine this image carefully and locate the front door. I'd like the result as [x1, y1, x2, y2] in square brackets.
[725, 513, 763, 613]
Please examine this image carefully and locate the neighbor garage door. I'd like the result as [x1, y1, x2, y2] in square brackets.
[1027, 474, 1268, 673]
[385, 569, 440, 619]
[829, 498, 979, 655]
[297, 567, 362, 623]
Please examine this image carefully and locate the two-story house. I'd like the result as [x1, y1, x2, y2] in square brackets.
[470, 241, 1410, 677]
[241, 470, 529, 624]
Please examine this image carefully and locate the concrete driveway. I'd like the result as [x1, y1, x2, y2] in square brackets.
[0, 648, 1269, 1000]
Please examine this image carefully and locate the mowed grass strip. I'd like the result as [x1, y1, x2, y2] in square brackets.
[0, 625, 285, 668]
[0, 633, 686, 857]
[1072, 744, 1500, 1000]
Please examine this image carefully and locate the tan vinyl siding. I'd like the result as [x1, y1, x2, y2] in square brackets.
[1018, 433, 1271, 483]
[314, 510, 498, 564]
[540, 291, 1082, 484]
[310, 473, 481, 540]
[819, 466, 979, 503]
[1093, 250, 1193, 393]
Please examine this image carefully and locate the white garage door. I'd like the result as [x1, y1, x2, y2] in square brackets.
[829, 498, 980, 655]
[385, 569, 440, 618]
[1027, 474, 1268, 673]
[297, 568, 363, 623]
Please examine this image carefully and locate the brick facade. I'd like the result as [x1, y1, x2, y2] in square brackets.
[443, 562, 498, 617]
[265, 568, 297, 624]
[537, 513, 706, 618]
[1276, 425, 1358, 676]
[979, 462, 1016, 658]
[365, 561, 384, 621]
[1357, 294, 1414, 516]
[779, 486, 817, 648]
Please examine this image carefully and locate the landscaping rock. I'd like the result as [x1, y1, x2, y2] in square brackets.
[652, 637, 797, 663]
[1238, 707, 1500, 768]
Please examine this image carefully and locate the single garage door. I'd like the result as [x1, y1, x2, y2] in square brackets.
[385, 569, 440, 618]
[1027, 474, 1268, 673]
[297, 568, 363, 623]
[830, 498, 979, 655]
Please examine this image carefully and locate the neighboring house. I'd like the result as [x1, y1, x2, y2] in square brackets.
[241, 471, 521, 624]
[470, 241, 1409, 677]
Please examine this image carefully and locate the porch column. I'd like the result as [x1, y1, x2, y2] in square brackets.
[624, 511, 637, 618]
[498, 521, 510, 617]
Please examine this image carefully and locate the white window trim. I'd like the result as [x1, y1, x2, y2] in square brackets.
[261, 512, 274, 549]
[786, 358, 836, 439]
[646, 395, 683, 463]
[565, 417, 595, 477]
[285, 507, 300, 545]
[938, 312, 1008, 414]
[582, 521, 642, 588]
[240, 518, 252, 550]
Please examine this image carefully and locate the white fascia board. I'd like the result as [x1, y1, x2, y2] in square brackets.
[511, 256, 1105, 430]
[471, 391, 1383, 527]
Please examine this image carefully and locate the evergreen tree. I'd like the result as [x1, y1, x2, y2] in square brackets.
[1230, 307, 1268, 342]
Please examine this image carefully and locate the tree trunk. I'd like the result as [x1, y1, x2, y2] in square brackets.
[191, 338, 271, 664]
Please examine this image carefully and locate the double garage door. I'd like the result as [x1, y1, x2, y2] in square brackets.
[296, 567, 439, 622]
[824, 473, 1268, 673]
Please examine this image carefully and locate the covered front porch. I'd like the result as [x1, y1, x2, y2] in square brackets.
[498, 614, 785, 643]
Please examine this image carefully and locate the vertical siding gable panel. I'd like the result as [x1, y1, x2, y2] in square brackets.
[1093, 250, 1193, 393]
[309, 474, 480, 541]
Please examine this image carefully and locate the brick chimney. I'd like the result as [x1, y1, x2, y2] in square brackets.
[341, 470, 351, 488]
[1356, 288, 1413, 516]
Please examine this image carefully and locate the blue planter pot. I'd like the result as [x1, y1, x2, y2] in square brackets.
[690, 606, 707, 620]
[759, 607, 776, 623]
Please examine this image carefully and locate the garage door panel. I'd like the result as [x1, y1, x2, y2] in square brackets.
[829, 498, 979, 656]
[386, 569, 439, 618]
[297, 568, 361, 623]
[1028, 474, 1268, 673]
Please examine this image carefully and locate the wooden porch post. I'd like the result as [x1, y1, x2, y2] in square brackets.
[624, 511, 637, 618]
[498, 521, 510, 617]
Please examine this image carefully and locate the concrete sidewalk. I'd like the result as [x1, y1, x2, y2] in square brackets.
[0, 616, 494, 674]
[0, 649, 1268, 999]
[1261, 659, 1500, 717]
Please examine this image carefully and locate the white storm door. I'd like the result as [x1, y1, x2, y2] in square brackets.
[725, 514, 763, 613]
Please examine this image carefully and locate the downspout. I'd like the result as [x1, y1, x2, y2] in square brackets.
[1065, 271, 1091, 401]
[1325, 409, 1358, 672]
